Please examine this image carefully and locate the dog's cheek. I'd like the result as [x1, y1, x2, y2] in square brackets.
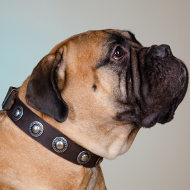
[96, 68, 120, 97]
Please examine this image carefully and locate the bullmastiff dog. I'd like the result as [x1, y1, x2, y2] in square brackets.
[0, 29, 188, 190]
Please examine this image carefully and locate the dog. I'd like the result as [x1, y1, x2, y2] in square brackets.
[0, 29, 188, 190]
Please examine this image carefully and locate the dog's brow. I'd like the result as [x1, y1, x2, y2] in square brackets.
[95, 33, 130, 69]
[108, 32, 128, 45]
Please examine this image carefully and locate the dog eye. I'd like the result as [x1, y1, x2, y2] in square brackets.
[113, 46, 125, 60]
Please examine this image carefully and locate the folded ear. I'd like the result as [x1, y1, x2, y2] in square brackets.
[26, 48, 68, 122]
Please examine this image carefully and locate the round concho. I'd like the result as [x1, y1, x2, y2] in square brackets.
[77, 151, 91, 165]
[29, 121, 44, 137]
[12, 106, 23, 121]
[52, 137, 68, 153]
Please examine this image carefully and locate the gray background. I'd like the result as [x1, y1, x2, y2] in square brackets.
[0, 0, 189, 189]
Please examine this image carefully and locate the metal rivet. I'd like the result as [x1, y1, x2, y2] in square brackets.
[77, 151, 91, 165]
[56, 141, 64, 150]
[31, 124, 41, 134]
[52, 137, 68, 153]
[29, 121, 44, 137]
[14, 109, 20, 117]
[12, 106, 23, 121]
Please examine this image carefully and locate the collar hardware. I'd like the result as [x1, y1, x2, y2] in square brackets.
[52, 137, 68, 153]
[29, 121, 44, 137]
[12, 106, 23, 121]
[2, 87, 18, 111]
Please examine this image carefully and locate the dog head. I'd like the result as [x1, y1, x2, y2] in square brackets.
[26, 30, 188, 131]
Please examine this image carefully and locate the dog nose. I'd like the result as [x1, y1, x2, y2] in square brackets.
[149, 44, 172, 58]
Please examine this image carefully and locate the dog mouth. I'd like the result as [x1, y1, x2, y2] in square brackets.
[118, 44, 189, 128]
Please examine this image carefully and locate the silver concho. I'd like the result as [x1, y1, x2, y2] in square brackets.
[29, 121, 44, 137]
[52, 137, 68, 153]
[77, 151, 91, 165]
[12, 106, 23, 121]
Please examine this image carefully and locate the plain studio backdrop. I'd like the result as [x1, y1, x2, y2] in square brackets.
[0, 0, 190, 190]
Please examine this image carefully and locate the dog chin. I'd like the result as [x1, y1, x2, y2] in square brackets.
[105, 125, 140, 160]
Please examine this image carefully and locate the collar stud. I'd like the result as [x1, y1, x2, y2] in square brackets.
[29, 121, 44, 137]
[52, 137, 68, 153]
[12, 106, 23, 121]
[77, 151, 91, 165]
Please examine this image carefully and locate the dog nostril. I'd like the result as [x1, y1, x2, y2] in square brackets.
[149, 44, 172, 58]
[161, 45, 172, 57]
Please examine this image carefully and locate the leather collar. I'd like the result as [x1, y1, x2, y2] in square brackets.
[2, 87, 103, 168]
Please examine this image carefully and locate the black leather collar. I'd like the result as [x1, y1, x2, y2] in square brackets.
[2, 87, 103, 168]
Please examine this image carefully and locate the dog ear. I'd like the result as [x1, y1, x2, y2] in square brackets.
[26, 48, 68, 122]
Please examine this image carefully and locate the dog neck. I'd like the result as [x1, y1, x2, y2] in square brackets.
[0, 78, 138, 189]
[1, 81, 107, 189]
[19, 78, 139, 160]
[0, 114, 105, 189]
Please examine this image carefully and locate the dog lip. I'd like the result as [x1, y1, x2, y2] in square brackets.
[142, 52, 188, 126]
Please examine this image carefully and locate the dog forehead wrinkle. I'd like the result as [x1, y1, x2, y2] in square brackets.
[106, 30, 142, 47]
[107, 32, 129, 47]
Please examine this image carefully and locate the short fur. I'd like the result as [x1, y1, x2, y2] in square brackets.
[0, 29, 188, 190]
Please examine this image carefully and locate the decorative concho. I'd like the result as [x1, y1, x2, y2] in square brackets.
[77, 151, 91, 165]
[29, 121, 44, 137]
[52, 137, 68, 153]
[12, 106, 23, 121]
